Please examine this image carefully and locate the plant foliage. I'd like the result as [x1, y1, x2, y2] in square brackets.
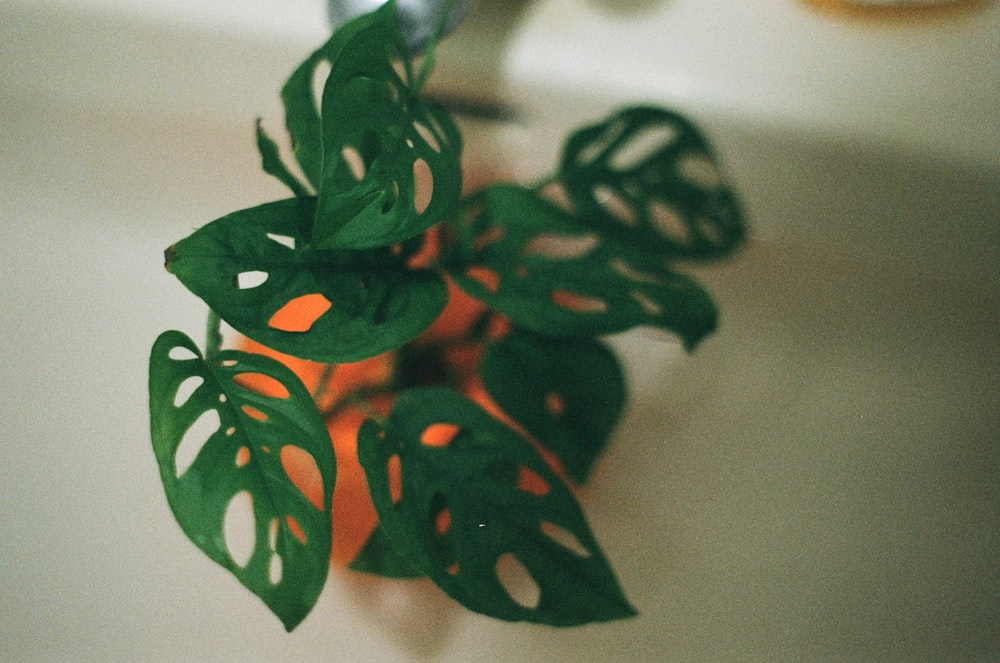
[149, 0, 745, 630]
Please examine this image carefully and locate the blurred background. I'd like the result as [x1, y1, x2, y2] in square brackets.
[2, 0, 998, 660]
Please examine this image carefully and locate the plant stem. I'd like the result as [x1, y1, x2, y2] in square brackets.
[205, 308, 223, 358]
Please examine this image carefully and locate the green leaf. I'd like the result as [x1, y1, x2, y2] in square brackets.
[357, 387, 636, 626]
[349, 525, 423, 578]
[445, 184, 718, 349]
[279, 3, 396, 190]
[480, 329, 625, 483]
[165, 198, 447, 363]
[559, 105, 746, 261]
[148, 330, 336, 631]
[255, 119, 312, 198]
[313, 1, 463, 249]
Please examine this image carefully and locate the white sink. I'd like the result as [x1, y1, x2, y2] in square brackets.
[2, 0, 997, 660]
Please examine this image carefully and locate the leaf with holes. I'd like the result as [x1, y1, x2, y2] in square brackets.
[279, 1, 396, 190]
[148, 330, 336, 631]
[445, 184, 718, 349]
[357, 387, 636, 625]
[559, 105, 745, 261]
[165, 197, 447, 363]
[311, 0, 463, 249]
[480, 329, 625, 483]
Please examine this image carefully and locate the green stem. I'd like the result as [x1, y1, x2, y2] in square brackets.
[205, 308, 223, 358]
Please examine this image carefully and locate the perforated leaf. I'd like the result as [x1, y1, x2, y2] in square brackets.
[148, 330, 336, 631]
[165, 198, 447, 363]
[357, 387, 636, 625]
[480, 329, 625, 483]
[445, 184, 718, 349]
[280, 1, 462, 250]
[560, 105, 745, 261]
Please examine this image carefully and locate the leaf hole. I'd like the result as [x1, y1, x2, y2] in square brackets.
[678, 152, 721, 188]
[286, 515, 308, 545]
[649, 201, 689, 242]
[387, 454, 402, 505]
[237, 270, 269, 290]
[173, 375, 203, 408]
[266, 233, 296, 250]
[496, 553, 540, 610]
[223, 490, 255, 568]
[235, 445, 251, 467]
[594, 185, 637, 226]
[175, 408, 220, 477]
[412, 158, 433, 215]
[241, 404, 268, 421]
[311, 59, 332, 115]
[268, 293, 333, 333]
[341, 145, 366, 181]
[551, 290, 608, 314]
[435, 506, 452, 535]
[474, 226, 505, 251]
[268, 517, 280, 551]
[540, 521, 592, 558]
[523, 233, 598, 260]
[414, 120, 442, 153]
[269, 553, 283, 585]
[610, 123, 678, 171]
[516, 466, 550, 497]
[577, 119, 626, 166]
[445, 563, 460, 576]
[420, 423, 461, 448]
[537, 182, 574, 214]
[234, 372, 290, 399]
[544, 391, 566, 416]
[225, 426, 237, 437]
[281, 445, 325, 511]
[631, 290, 663, 316]
[465, 266, 500, 294]
[168, 346, 198, 361]
[610, 258, 664, 285]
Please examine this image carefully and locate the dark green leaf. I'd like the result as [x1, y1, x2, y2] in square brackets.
[559, 105, 746, 261]
[313, 1, 462, 249]
[357, 387, 636, 626]
[480, 329, 625, 483]
[349, 525, 423, 578]
[445, 184, 718, 349]
[255, 119, 312, 198]
[279, 3, 395, 190]
[148, 330, 336, 631]
[165, 198, 447, 363]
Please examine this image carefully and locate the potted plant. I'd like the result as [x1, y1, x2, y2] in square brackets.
[148, 0, 745, 631]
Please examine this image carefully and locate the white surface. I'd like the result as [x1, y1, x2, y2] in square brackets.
[2, 0, 998, 661]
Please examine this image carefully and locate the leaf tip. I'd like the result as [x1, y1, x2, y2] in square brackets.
[163, 244, 177, 273]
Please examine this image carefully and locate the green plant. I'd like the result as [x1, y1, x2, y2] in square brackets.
[149, 1, 745, 631]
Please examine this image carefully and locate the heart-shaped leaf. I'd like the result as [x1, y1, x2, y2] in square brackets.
[480, 329, 625, 483]
[445, 184, 718, 349]
[165, 197, 447, 363]
[148, 330, 336, 631]
[357, 387, 636, 625]
[559, 105, 745, 261]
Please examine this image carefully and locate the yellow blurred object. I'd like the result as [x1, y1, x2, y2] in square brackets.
[801, 0, 991, 18]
